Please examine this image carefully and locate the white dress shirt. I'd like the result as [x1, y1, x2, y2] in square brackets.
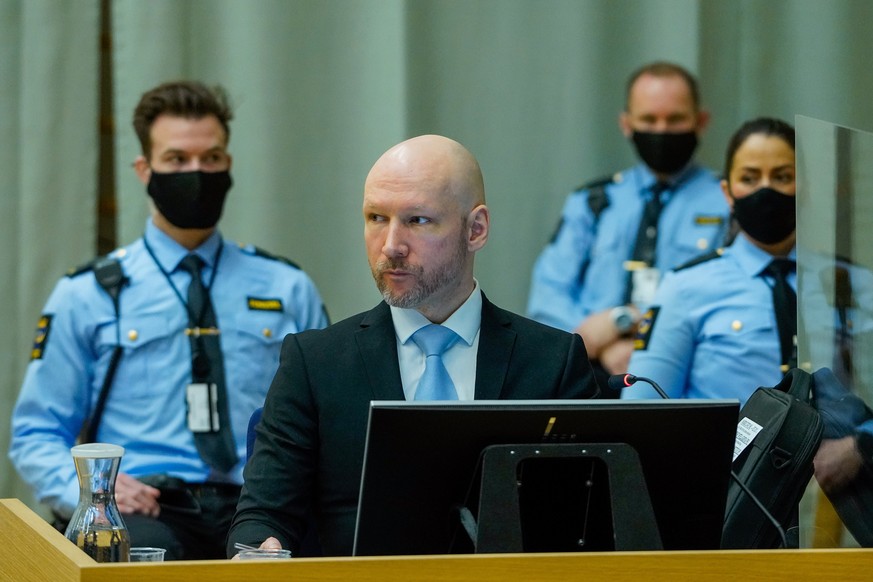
[390, 281, 482, 400]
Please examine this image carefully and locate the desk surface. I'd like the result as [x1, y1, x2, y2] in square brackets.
[2, 498, 872, 581]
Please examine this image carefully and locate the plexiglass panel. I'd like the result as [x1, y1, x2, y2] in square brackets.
[797, 116, 873, 548]
[797, 116, 873, 400]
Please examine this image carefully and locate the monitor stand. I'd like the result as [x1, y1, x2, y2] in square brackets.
[452, 443, 662, 553]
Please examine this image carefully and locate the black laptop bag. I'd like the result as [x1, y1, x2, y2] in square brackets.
[722, 368, 823, 548]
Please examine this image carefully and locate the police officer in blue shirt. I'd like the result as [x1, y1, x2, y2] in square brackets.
[9, 81, 329, 560]
[527, 62, 729, 395]
[623, 117, 797, 405]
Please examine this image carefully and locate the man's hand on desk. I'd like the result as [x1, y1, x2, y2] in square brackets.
[231, 536, 284, 560]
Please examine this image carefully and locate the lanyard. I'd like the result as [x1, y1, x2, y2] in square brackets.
[142, 235, 225, 324]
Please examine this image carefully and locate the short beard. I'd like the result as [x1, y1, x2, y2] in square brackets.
[372, 233, 468, 310]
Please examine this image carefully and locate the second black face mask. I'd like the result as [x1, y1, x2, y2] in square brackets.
[731, 186, 796, 245]
[147, 170, 232, 229]
[631, 130, 698, 175]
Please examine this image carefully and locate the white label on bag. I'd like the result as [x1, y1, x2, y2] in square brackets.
[734, 417, 764, 461]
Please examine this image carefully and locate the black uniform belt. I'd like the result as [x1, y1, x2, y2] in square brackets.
[184, 481, 242, 499]
[138, 475, 241, 512]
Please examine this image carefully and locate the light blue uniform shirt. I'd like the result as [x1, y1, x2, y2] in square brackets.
[527, 163, 728, 331]
[623, 234, 796, 405]
[10, 219, 329, 516]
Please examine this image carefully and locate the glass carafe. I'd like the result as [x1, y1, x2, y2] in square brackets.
[64, 443, 130, 562]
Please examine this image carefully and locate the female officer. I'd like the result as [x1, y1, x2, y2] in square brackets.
[621, 117, 796, 404]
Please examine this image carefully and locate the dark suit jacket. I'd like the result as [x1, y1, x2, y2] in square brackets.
[228, 294, 598, 556]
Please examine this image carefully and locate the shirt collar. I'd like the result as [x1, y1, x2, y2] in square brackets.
[633, 161, 699, 194]
[390, 280, 482, 347]
[728, 233, 797, 277]
[144, 218, 223, 273]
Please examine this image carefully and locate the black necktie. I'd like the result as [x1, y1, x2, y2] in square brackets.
[765, 258, 798, 372]
[625, 182, 668, 303]
[179, 254, 238, 472]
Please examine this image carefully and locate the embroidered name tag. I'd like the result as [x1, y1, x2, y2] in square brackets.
[31, 314, 53, 360]
[695, 215, 724, 226]
[247, 297, 283, 311]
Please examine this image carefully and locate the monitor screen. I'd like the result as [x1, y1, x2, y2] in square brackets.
[353, 399, 738, 556]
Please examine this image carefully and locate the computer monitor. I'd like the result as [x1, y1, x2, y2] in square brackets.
[352, 399, 739, 556]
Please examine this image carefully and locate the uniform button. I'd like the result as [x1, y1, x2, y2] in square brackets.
[116, 248, 127, 258]
[263, 328, 273, 338]
[128, 329, 138, 341]
[697, 238, 708, 250]
[731, 320, 743, 331]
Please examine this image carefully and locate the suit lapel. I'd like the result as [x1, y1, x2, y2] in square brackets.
[355, 302, 406, 401]
[474, 294, 516, 400]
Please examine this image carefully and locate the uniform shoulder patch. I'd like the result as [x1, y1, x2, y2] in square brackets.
[673, 248, 724, 272]
[245, 245, 302, 270]
[30, 314, 53, 360]
[633, 307, 660, 351]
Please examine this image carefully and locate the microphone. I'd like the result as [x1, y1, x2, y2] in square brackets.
[607, 373, 669, 400]
[609, 373, 790, 548]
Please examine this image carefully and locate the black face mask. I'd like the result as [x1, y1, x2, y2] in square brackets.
[731, 186, 796, 245]
[147, 170, 232, 229]
[631, 131, 698, 175]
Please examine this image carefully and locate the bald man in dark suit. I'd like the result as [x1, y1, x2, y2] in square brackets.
[228, 135, 599, 557]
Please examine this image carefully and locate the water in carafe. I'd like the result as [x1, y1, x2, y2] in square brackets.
[64, 443, 130, 562]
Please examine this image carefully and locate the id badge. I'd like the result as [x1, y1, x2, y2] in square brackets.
[630, 267, 661, 306]
[186, 383, 220, 433]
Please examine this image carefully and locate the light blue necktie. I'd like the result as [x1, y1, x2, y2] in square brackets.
[412, 324, 460, 401]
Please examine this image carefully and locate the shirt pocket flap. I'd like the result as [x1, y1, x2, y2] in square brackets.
[703, 306, 773, 338]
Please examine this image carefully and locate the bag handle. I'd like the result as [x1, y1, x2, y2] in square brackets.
[772, 368, 814, 403]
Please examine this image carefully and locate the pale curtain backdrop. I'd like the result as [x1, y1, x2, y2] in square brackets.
[3, 0, 873, 517]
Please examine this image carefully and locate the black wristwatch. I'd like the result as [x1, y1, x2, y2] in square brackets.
[610, 306, 636, 336]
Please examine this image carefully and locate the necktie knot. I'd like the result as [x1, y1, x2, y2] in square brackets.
[650, 181, 669, 204]
[765, 258, 796, 279]
[411, 324, 460, 357]
[179, 254, 205, 277]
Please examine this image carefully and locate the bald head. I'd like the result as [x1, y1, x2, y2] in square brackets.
[365, 135, 485, 212]
[363, 135, 490, 323]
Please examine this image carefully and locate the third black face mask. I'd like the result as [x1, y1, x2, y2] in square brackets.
[631, 130, 698, 175]
[147, 170, 232, 229]
[731, 186, 796, 245]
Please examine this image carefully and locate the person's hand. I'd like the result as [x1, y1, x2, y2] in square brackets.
[115, 472, 161, 517]
[598, 338, 635, 376]
[574, 310, 615, 358]
[258, 537, 283, 550]
[575, 307, 639, 359]
[231, 536, 283, 560]
[814, 436, 864, 494]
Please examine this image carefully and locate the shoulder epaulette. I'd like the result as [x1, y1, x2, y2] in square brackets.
[673, 248, 725, 272]
[574, 174, 619, 222]
[247, 245, 302, 270]
[571, 173, 618, 195]
[66, 258, 100, 278]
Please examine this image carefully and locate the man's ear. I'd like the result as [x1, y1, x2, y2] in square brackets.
[619, 111, 633, 138]
[695, 109, 711, 134]
[133, 156, 151, 185]
[467, 205, 490, 252]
